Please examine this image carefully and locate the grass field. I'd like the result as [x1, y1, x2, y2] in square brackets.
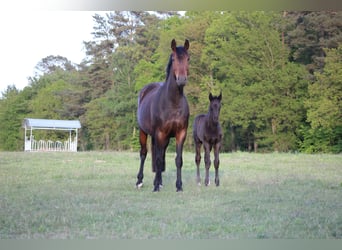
[0, 151, 341, 239]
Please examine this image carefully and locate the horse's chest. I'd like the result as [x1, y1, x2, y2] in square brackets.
[154, 111, 187, 134]
[159, 106, 187, 121]
[163, 118, 187, 133]
[204, 127, 222, 144]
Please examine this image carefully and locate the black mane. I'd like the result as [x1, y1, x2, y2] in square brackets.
[166, 54, 173, 80]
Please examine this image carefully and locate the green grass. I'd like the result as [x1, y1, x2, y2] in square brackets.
[0, 151, 341, 239]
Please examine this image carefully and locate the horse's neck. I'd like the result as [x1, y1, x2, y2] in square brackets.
[162, 74, 183, 104]
[206, 113, 218, 129]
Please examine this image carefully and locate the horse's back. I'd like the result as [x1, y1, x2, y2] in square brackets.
[138, 82, 163, 105]
[137, 82, 163, 134]
[193, 114, 206, 142]
[193, 114, 206, 126]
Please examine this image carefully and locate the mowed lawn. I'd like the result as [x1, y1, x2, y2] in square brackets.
[0, 151, 341, 239]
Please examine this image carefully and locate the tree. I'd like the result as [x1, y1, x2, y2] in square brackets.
[301, 45, 342, 153]
[285, 11, 342, 75]
[83, 97, 116, 150]
[202, 11, 308, 152]
[82, 11, 166, 150]
[34, 55, 77, 76]
[0, 86, 29, 150]
[29, 79, 71, 119]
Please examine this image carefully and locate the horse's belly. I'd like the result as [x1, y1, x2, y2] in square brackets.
[208, 137, 221, 145]
[137, 99, 152, 133]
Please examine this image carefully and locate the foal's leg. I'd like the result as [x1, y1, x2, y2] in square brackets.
[213, 143, 220, 187]
[175, 129, 187, 192]
[136, 129, 147, 188]
[194, 140, 202, 185]
[203, 142, 212, 186]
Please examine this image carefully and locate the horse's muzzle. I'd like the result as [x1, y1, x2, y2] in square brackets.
[176, 75, 187, 86]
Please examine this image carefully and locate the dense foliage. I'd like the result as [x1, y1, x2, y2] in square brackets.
[1, 11, 341, 153]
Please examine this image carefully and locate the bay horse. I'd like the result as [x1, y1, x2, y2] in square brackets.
[193, 92, 222, 186]
[136, 39, 190, 192]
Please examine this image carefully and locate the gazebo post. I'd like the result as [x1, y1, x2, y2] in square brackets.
[24, 125, 28, 151]
[30, 127, 33, 151]
[69, 130, 71, 151]
[75, 128, 78, 152]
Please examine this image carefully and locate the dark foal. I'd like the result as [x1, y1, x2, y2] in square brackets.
[193, 92, 222, 186]
[136, 39, 190, 192]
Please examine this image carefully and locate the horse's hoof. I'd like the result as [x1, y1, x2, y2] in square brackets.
[197, 182, 201, 186]
[176, 187, 183, 192]
[136, 182, 143, 189]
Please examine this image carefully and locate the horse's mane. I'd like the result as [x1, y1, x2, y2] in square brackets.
[165, 54, 172, 80]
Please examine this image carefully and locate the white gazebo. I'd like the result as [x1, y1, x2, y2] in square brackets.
[23, 118, 81, 152]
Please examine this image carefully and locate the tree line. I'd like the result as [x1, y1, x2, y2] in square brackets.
[0, 11, 341, 153]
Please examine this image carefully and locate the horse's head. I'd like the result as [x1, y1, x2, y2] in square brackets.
[209, 92, 222, 124]
[168, 39, 190, 87]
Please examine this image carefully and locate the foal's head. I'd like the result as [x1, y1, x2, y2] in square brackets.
[167, 39, 190, 87]
[208, 92, 222, 124]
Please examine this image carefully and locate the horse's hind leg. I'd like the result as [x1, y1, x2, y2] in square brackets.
[136, 129, 147, 188]
[195, 141, 202, 185]
[152, 137, 168, 191]
[214, 143, 220, 186]
[153, 146, 166, 192]
[153, 133, 169, 192]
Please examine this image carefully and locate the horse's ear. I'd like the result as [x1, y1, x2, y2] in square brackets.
[171, 39, 177, 51]
[218, 91, 222, 101]
[184, 39, 189, 51]
[209, 92, 213, 101]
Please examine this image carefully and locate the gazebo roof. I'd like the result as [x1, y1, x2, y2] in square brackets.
[23, 118, 81, 130]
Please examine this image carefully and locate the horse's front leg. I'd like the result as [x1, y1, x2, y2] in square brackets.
[175, 129, 187, 192]
[194, 140, 202, 186]
[203, 142, 211, 186]
[213, 142, 220, 187]
[136, 129, 147, 188]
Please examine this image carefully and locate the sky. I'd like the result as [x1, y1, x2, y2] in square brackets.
[0, 11, 100, 95]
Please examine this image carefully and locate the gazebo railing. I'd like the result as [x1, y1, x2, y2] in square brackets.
[27, 138, 77, 152]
